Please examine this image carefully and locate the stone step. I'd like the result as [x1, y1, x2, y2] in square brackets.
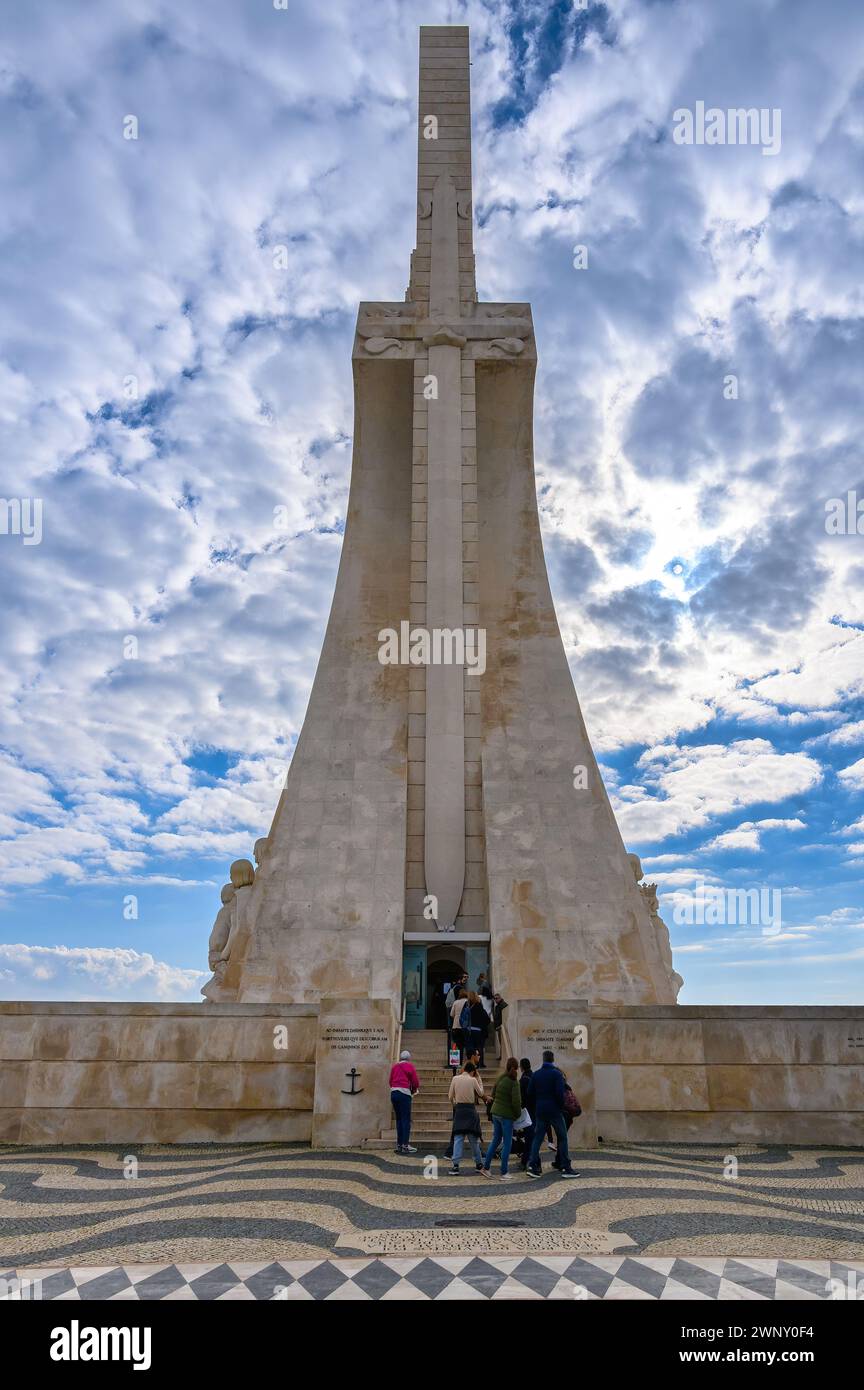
[381, 1129, 477, 1142]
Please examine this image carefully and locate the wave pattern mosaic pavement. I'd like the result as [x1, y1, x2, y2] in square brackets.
[1, 1141, 863, 1281]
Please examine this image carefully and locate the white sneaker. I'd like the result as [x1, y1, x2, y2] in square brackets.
[480, 1167, 491, 1178]
[499, 1173, 512, 1181]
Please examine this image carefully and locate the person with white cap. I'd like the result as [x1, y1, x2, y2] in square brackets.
[388, 1049, 421, 1154]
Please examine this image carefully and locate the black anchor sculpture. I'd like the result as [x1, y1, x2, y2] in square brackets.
[341, 1067, 364, 1096]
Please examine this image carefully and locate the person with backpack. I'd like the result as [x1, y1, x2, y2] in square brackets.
[449, 988, 472, 1068]
[525, 1050, 579, 1178]
[480, 1057, 522, 1180]
[445, 975, 468, 1012]
[444, 974, 469, 1065]
[388, 1049, 420, 1155]
[551, 1070, 582, 1170]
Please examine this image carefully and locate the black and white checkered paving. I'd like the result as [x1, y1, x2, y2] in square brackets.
[4, 1256, 862, 1301]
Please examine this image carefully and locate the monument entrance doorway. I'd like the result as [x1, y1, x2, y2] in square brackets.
[427, 949, 465, 1029]
[401, 941, 494, 1029]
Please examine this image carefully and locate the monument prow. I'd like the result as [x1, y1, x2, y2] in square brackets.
[208, 24, 681, 1013]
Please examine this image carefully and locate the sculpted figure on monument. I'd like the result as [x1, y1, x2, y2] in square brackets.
[628, 853, 683, 1000]
[203, 858, 258, 1002]
[253, 838, 269, 871]
[230, 858, 255, 889]
[488, 336, 525, 356]
[207, 883, 236, 977]
[362, 304, 407, 318]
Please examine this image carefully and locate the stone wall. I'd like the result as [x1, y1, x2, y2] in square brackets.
[2, 999, 862, 1148]
[593, 1004, 864, 1146]
[0, 1002, 317, 1144]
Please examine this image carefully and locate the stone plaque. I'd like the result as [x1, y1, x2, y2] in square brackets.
[312, 998, 394, 1147]
[335, 1227, 635, 1255]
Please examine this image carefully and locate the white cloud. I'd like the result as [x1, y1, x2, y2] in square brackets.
[838, 758, 864, 791]
[0, 944, 205, 1001]
[721, 947, 864, 967]
[807, 719, 864, 748]
[614, 739, 821, 844]
[702, 817, 806, 852]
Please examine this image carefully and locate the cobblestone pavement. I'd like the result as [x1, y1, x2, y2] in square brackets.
[1, 1141, 862, 1298]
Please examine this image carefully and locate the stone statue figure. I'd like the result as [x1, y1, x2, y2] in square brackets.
[253, 838, 269, 870]
[628, 852, 684, 1000]
[230, 858, 255, 889]
[202, 857, 260, 1001]
[207, 883, 236, 977]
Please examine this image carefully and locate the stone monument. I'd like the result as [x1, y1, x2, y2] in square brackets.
[201, 24, 681, 1022]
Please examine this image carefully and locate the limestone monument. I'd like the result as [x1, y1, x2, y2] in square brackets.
[202, 24, 681, 1019]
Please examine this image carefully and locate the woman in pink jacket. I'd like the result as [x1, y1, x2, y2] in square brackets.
[389, 1050, 421, 1155]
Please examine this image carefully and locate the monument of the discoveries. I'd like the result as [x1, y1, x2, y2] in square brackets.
[204, 24, 681, 1020]
[2, 27, 859, 1151]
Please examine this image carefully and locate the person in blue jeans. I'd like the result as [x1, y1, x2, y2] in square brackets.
[481, 1057, 522, 1180]
[388, 1050, 420, 1155]
[525, 1050, 579, 1178]
[447, 1061, 486, 1174]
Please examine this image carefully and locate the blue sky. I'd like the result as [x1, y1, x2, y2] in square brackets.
[0, 0, 862, 1003]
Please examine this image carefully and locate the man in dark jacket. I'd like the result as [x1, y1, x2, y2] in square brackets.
[525, 1051, 578, 1178]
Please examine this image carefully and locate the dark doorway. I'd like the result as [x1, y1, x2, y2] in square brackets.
[426, 955, 466, 1029]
